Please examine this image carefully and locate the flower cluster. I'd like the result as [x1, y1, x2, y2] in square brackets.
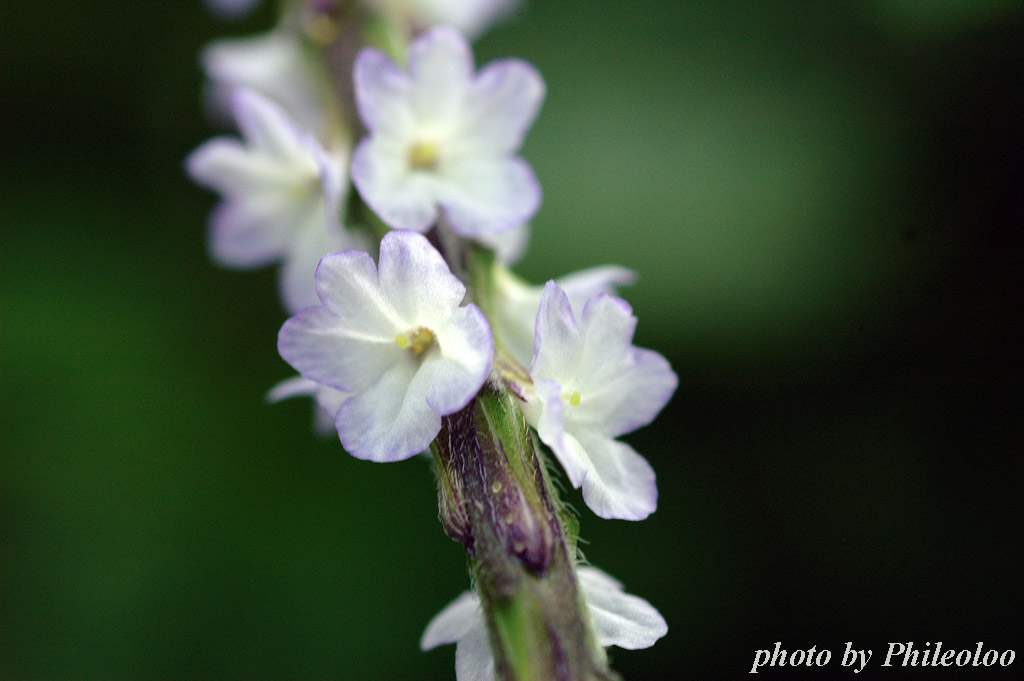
[189, 4, 676, 677]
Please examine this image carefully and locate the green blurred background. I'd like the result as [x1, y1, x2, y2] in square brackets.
[2, 0, 1022, 678]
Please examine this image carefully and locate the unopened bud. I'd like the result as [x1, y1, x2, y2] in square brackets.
[433, 413, 475, 554]
[473, 384, 556, 575]
[432, 384, 557, 575]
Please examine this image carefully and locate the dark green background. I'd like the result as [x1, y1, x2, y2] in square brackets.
[2, 1, 1021, 679]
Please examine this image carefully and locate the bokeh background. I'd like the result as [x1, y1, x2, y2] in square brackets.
[2, 0, 1022, 679]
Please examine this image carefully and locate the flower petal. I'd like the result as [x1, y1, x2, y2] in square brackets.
[351, 138, 440, 231]
[576, 432, 657, 521]
[491, 265, 631, 367]
[407, 27, 474, 126]
[578, 567, 668, 650]
[277, 301, 398, 394]
[231, 89, 308, 161]
[187, 137, 297, 198]
[312, 249, 400, 336]
[337, 359, 439, 461]
[558, 266, 636, 306]
[267, 375, 350, 436]
[454, 622, 496, 681]
[580, 347, 678, 439]
[417, 309, 493, 416]
[530, 281, 582, 380]
[280, 217, 362, 314]
[377, 230, 467, 324]
[562, 295, 677, 437]
[353, 48, 413, 137]
[420, 591, 482, 651]
[206, 200, 294, 268]
[459, 58, 545, 155]
[266, 375, 318, 402]
[577, 294, 636, 376]
[408, 0, 519, 39]
[202, 30, 324, 134]
[440, 156, 541, 236]
[530, 379, 589, 488]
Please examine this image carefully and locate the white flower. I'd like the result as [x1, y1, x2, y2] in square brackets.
[421, 566, 668, 680]
[362, 0, 520, 39]
[351, 26, 544, 237]
[267, 375, 351, 436]
[277, 230, 493, 462]
[492, 264, 636, 368]
[187, 89, 369, 313]
[202, 29, 325, 135]
[522, 283, 677, 521]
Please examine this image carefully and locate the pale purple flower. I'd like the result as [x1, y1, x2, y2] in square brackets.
[492, 264, 636, 368]
[187, 89, 369, 313]
[202, 29, 325, 135]
[351, 26, 544, 237]
[277, 230, 493, 462]
[522, 283, 677, 521]
[362, 0, 520, 39]
[421, 566, 668, 680]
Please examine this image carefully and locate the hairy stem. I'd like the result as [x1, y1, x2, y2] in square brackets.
[433, 386, 619, 681]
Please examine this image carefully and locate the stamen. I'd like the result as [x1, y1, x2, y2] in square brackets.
[561, 390, 582, 407]
[408, 141, 440, 171]
[396, 327, 435, 356]
[287, 177, 317, 202]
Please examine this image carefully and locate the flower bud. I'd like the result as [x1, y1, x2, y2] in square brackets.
[432, 421, 474, 554]
[432, 384, 556, 575]
[473, 386, 556, 575]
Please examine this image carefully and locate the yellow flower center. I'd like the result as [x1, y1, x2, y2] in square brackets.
[561, 390, 582, 407]
[395, 326, 436, 356]
[408, 141, 440, 171]
[286, 176, 318, 203]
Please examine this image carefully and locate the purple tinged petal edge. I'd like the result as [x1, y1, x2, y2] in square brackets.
[407, 25, 476, 78]
[352, 47, 406, 133]
[471, 57, 546, 148]
[531, 281, 578, 372]
[277, 306, 354, 394]
[607, 348, 679, 437]
[312, 248, 378, 309]
[581, 292, 634, 327]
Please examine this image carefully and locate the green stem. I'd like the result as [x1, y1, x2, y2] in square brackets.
[433, 386, 618, 681]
